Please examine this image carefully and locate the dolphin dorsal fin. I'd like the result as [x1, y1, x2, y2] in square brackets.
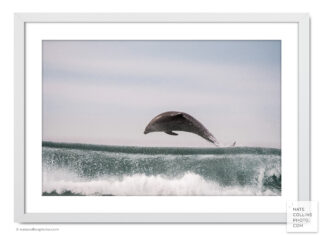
[170, 112, 183, 117]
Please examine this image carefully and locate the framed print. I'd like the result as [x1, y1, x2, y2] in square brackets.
[14, 13, 310, 223]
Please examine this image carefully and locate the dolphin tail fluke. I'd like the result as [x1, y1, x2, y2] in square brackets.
[213, 142, 220, 147]
[207, 135, 220, 147]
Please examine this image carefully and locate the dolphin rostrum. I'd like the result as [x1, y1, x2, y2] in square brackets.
[144, 111, 219, 145]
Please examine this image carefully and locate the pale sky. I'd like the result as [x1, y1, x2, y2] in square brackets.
[42, 40, 281, 148]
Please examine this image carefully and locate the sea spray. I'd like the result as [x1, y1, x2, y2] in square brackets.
[42, 142, 281, 196]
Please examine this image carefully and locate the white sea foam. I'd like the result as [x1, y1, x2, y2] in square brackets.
[43, 169, 279, 196]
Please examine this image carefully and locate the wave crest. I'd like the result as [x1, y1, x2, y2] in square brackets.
[43, 170, 279, 196]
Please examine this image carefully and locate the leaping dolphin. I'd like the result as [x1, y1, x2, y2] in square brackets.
[144, 111, 219, 146]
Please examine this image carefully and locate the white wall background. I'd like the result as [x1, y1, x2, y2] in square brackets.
[0, 0, 323, 234]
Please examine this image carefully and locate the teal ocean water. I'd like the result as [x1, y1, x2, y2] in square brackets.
[42, 142, 281, 196]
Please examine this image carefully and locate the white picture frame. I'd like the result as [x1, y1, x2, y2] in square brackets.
[14, 13, 310, 223]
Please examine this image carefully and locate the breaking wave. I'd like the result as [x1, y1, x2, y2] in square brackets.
[42, 142, 281, 196]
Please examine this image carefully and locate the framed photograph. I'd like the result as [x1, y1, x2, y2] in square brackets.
[14, 13, 310, 223]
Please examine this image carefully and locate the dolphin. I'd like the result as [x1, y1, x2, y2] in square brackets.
[144, 111, 219, 145]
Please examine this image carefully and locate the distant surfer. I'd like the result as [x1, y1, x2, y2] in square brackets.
[144, 111, 220, 146]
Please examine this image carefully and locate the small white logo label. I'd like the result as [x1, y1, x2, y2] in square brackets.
[287, 201, 318, 232]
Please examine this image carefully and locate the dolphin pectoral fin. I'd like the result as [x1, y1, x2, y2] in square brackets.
[165, 131, 178, 136]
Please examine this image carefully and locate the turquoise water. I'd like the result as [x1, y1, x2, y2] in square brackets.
[42, 141, 281, 196]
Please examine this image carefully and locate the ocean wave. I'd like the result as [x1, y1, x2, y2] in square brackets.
[42, 170, 279, 196]
[43, 147, 281, 186]
[42, 141, 281, 155]
[42, 143, 281, 196]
